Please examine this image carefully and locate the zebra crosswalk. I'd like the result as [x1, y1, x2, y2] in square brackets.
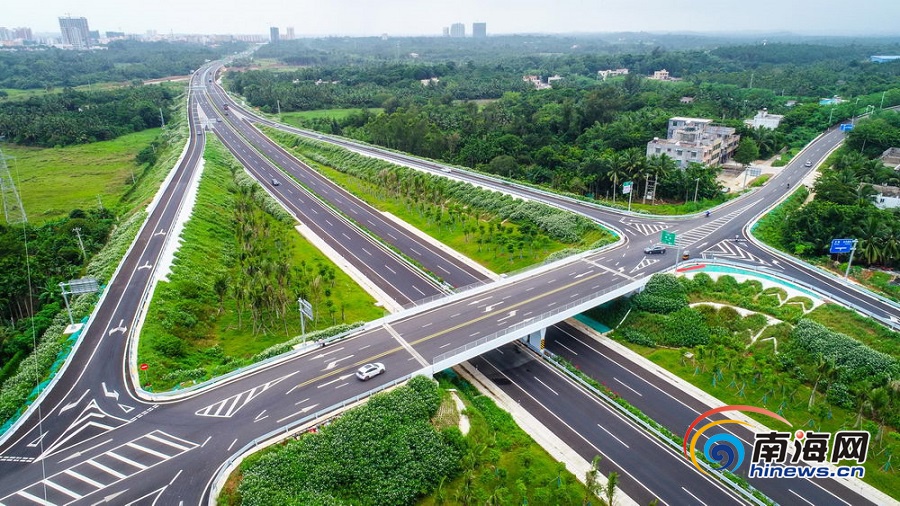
[619, 219, 669, 236]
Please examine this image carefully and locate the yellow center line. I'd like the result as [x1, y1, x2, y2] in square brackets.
[409, 271, 607, 347]
[288, 271, 608, 393]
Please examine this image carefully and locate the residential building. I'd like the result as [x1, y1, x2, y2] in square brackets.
[746, 109, 784, 130]
[872, 185, 900, 209]
[472, 22, 486, 38]
[523, 75, 551, 90]
[597, 68, 628, 80]
[269, 26, 279, 43]
[286, 27, 295, 40]
[646, 117, 740, 168]
[649, 69, 680, 81]
[450, 23, 465, 37]
[442, 27, 450, 37]
[59, 16, 91, 49]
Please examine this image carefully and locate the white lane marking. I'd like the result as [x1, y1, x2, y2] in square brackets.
[681, 487, 708, 506]
[86, 458, 127, 479]
[385, 265, 397, 274]
[362, 248, 372, 256]
[613, 377, 644, 397]
[470, 332, 480, 337]
[145, 433, 190, 452]
[228, 438, 238, 451]
[413, 286, 426, 296]
[42, 479, 81, 499]
[59, 389, 91, 414]
[557, 342, 578, 355]
[105, 451, 147, 470]
[200, 436, 211, 448]
[597, 424, 630, 448]
[468, 296, 493, 305]
[276, 403, 320, 424]
[450, 313, 460, 318]
[533, 377, 559, 396]
[64, 469, 104, 488]
[440, 342, 452, 349]
[410, 248, 421, 255]
[17, 489, 55, 505]
[126, 442, 170, 459]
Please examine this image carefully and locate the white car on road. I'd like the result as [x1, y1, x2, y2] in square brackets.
[356, 363, 386, 381]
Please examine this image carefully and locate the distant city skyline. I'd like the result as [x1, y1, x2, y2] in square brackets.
[5, 0, 900, 37]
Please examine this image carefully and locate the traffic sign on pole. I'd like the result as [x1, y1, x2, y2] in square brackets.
[661, 230, 676, 246]
[830, 238, 855, 254]
[622, 181, 633, 195]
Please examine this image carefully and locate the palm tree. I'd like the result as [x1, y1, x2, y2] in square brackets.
[646, 154, 676, 203]
[809, 355, 837, 409]
[604, 152, 629, 203]
[856, 214, 888, 265]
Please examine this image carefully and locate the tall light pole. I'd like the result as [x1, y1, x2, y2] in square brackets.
[72, 227, 87, 261]
[693, 177, 700, 204]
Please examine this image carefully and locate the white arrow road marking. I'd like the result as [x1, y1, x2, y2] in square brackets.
[154, 228, 166, 236]
[484, 302, 505, 313]
[308, 346, 346, 360]
[58, 438, 114, 464]
[137, 261, 152, 270]
[497, 310, 519, 323]
[468, 296, 492, 306]
[118, 404, 134, 414]
[324, 355, 354, 370]
[108, 320, 127, 336]
[102, 382, 119, 401]
[316, 374, 355, 388]
[92, 489, 128, 505]
[60, 389, 91, 414]
[276, 403, 320, 424]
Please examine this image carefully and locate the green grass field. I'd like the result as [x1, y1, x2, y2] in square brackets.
[2, 129, 161, 223]
[281, 108, 383, 122]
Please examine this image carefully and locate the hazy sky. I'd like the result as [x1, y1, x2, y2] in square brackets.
[8, 0, 900, 37]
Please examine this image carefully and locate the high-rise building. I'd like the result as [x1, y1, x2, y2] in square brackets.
[286, 27, 294, 40]
[450, 23, 465, 37]
[269, 26, 279, 43]
[442, 27, 450, 37]
[59, 16, 91, 49]
[0, 28, 11, 41]
[472, 22, 486, 38]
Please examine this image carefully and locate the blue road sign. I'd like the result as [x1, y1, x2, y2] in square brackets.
[830, 238, 855, 254]
[840, 123, 854, 132]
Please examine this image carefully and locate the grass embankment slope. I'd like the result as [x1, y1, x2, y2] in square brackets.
[138, 138, 381, 391]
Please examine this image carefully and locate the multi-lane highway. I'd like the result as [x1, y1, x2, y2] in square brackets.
[0, 61, 895, 506]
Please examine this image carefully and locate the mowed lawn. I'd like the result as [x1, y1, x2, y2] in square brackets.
[3, 129, 160, 223]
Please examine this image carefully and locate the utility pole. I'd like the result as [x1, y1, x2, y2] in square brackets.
[159, 107, 165, 128]
[276, 99, 281, 117]
[693, 178, 700, 204]
[73, 227, 87, 261]
[881, 91, 886, 109]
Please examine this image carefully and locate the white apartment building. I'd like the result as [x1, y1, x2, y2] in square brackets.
[646, 117, 740, 168]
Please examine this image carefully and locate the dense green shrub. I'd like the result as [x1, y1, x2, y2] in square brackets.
[238, 376, 461, 506]
[659, 307, 710, 347]
[788, 319, 899, 384]
[616, 327, 656, 347]
[633, 274, 688, 314]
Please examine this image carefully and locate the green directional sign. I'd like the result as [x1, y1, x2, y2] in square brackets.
[661, 230, 676, 246]
[622, 181, 633, 194]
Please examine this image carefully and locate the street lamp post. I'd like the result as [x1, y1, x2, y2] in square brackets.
[693, 177, 700, 204]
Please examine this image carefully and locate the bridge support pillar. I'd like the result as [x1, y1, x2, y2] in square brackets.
[521, 328, 547, 354]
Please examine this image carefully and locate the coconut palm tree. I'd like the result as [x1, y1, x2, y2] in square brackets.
[856, 214, 888, 265]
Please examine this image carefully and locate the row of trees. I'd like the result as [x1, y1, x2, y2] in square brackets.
[0, 40, 246, 90]
[0, 85, 176, 147]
